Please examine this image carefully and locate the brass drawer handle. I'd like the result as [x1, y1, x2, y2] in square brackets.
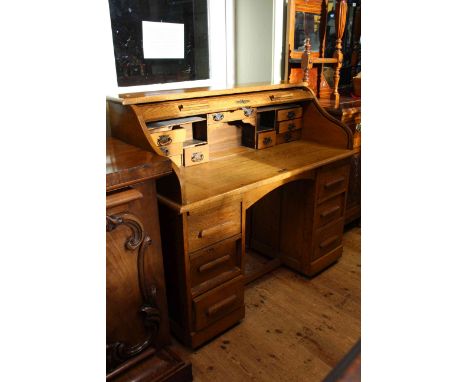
[284, 132, 292, 142]
[324, 177, 345, 189]
[320, 205, 341, 219]
[288, 123, 295, 131]
[206, 295, 237, 317]
[263, 137, 273, 145]
[157, 135, 172, 146]
[198, 221, 235, 238]
[212, 113, 224, 121]
[287, 111, 296, 119]
[242, 107, 254, 117]
[191, 152, 204, 162]
[198, 255, 231, 273]
[319, 235, 340, 249]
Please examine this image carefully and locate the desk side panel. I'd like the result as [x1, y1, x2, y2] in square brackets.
[158, 202, 191, 343]
[108, 101, 155, 152]
[301, 97, 353, 149]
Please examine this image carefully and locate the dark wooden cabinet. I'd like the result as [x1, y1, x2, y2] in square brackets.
[106, 138, 192, 382]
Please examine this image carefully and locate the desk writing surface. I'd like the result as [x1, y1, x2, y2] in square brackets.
[173, 141, 353, 208]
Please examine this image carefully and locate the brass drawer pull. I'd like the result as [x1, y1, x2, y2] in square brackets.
[263, 137, 273, 145]
[320, 205, 341, 219]
[324, 177, 345, 189]
[242, 107, 254, 117]
[206, 295, 237, 317]
[212, 113, 224, 121]
[287, 111, 296, 119]
[284, 132, 292, 142]
[198, 221, 234, 238]
[191, 152, 204, 162]
[319, 235, 340, 249]
[157, 135, 172, 146]
[288, 123, 295, 131]
[198, 255, 231, 273]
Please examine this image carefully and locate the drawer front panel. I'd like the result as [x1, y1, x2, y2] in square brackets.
[183, 144, 209, 167]
[192, 275, 244, 331]
[207, 108, 256, 124]
[277, 107, 303, 122]
[257, 130, 277, 149]
[190, 238, 241, 296]
[277, 118, 302, 133]
[316, 163, 350, 203]
[314, 193, 346, 228]
[150, 128, 186, 146]
[276, 129, 301, 144]
[187, 202, 241, 253]
[154, 142, 183, 157]
[313, 218, 344, 260]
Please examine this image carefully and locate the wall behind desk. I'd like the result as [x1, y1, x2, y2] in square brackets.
[235, 0, 274, 84]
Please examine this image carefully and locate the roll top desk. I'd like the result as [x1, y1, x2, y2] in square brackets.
[108, 83, 354, 348]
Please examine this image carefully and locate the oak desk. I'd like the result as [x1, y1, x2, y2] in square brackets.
[108, 83, 354, 348]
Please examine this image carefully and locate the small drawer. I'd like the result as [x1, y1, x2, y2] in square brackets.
[257, 130, 276, 149]
[207, 108, 256, 124]
[277, 118, 302, 133]
[154, 142, 183, 157]
[183, 144, 209, 167]
[314, 193, 345, 228]
[192, 275, 244, 331]
[187, 201, 241, 253]
[276, 129, 301, 144]
[313, 218, 344, 260]
[150, 128, 186, 146]
[316, 163, 350, 203]
[277, 107, 302, 122]
[190, 238, 241, 296]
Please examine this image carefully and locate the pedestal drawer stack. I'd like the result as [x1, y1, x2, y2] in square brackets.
[159, 199, 245, 348]
[308, 161, 350, 275]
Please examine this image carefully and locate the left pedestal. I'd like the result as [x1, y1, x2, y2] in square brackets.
[106, 138, 192, 381]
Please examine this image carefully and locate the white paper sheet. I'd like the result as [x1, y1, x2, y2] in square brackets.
[142, 21, 184, 59]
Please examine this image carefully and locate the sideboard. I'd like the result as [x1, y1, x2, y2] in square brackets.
[106, 138, 192, 381]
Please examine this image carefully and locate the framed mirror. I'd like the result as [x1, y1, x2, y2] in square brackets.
[107, 0, 209, 87]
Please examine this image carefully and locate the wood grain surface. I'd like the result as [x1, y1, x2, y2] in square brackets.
[160, 141, 353, 211]
[106, 138, 172, 191]
[174, 226, 361, 381]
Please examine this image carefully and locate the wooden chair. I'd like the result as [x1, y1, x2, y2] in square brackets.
[284, 0, 348, 103]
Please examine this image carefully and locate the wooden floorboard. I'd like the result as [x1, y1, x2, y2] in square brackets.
[174, 226, 361, 382]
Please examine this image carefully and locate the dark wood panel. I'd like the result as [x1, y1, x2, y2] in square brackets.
[249, 188, 282, 258]
[279, 179, 315, 273]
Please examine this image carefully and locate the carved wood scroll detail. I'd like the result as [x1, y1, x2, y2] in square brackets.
[106, 213, 161, 373]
